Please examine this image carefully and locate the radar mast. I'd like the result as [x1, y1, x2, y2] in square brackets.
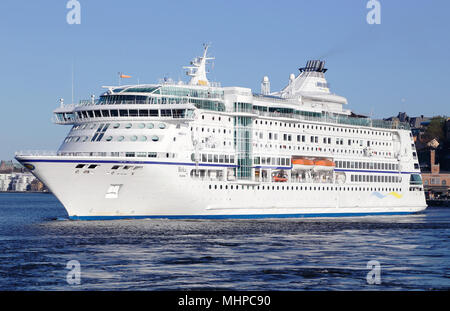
[184, 44, 214, 86]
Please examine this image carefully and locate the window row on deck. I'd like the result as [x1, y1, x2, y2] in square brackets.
[350, 174, 402, 183]
[336, 160, 399, 171]
[55, 108, 194, 122]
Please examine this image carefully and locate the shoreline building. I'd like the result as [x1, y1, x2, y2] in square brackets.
[422, 150, 450, 199]
[0, 172, 47, 192]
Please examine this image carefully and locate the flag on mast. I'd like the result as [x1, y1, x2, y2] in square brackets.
[118, 72, 132, 86]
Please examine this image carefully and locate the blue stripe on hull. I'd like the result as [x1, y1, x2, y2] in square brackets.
[69, 211, 420, 220]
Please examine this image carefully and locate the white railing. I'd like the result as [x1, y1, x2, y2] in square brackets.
[15, 150, 58, 157]
[252, 110, 410, 130]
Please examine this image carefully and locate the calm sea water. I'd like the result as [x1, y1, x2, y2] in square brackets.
[0, 192, 448, 290]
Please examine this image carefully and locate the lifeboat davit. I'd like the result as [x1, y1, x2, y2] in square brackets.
[292, 158, 315, 170]
[313, 159, 335, 171]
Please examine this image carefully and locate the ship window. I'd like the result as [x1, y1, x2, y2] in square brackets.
[159, 123, 166, 129]
[125, 152, 135, 157]
[139, 110, 149, 117]
[148, 152, 157, 158]
[110, 110, 119, 117]
[117, 136, 125, 141]
[161, 109, 172, 117]
[120, 110, 128, 117]
[149, 110, 158, 116]
[111, 166, 120, 170]
[88, 164, 98, 169]
[130, 135, 138, 141]
[140, 136, 147, 141]
[106, 136, 113, 142]
[101, 110, 110, 117]
[410, 174, 422, 185]
[96, 133, 104, 141]
[151, 135, 159, 142]
[125, 123, 132, 129]
[129, 110, 138, 117]
[75, 164, 85, 169]
[138, 123, 145, 129]
[147, 123, 154, 129]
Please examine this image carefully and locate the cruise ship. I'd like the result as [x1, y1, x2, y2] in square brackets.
[15, 45, 426, 219]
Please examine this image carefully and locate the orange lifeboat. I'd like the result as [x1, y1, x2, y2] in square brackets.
[313, 159, 335, 171]
[292, 158, 314, 170]
[273, 176, 288, 182]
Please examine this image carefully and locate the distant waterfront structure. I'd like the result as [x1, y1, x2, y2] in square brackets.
[0, 161, 47, 192]
[422, 150, 449, 200]
[384, 112, 431, 132]
[0, 160, 24, 173]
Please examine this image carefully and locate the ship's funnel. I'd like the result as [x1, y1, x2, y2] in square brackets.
[299, 60, 327, 73]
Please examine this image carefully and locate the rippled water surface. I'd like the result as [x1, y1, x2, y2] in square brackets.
[0, 193, 449, 290]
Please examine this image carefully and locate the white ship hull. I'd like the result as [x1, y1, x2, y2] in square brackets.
[16, 155, 426, 220]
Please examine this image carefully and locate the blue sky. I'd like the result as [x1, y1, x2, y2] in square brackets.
[0, 0, 449, 160]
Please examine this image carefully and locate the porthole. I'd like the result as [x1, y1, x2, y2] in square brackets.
[106, 136, 113, 141]
[158, 123, 166, 129]
[138, 123, 145, 129]
[151, 135, 159, 142]
[130, 135, 138, 141]
[117, 136, 125, 141]
[147, 123, 154, 129]
[140, 136, 147, 141]
[113, 123, 120, 129]
[125, 123, 132, 129]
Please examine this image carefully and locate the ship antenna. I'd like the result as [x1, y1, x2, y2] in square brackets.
[71, 61, 74, 105]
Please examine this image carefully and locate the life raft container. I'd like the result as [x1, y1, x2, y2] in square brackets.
[313, 159, 335, 171]
[292, 158, 314, 170]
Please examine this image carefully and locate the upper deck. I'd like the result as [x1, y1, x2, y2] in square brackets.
[52, 47, 410, 131]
